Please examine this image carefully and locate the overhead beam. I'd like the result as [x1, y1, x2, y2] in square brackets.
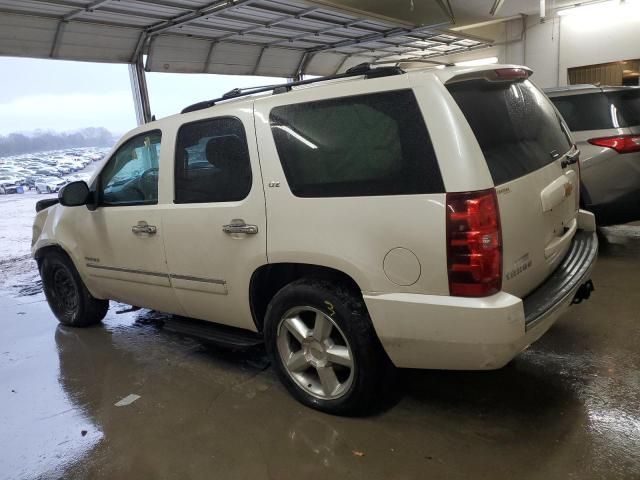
[131, 30, 148, 63]
[251, 46, 267, 75]
[207, 6, 326, 42]
[0, 6, 157, 30]
[146, 0, 258, 37]
[49, 20, 66, 58]
[202, 41, 218, 73]
[294, 51, 311, 80]
[63, 0, 112, 21]
[30, 0, 170, 23]
[489, 0, 506, 16]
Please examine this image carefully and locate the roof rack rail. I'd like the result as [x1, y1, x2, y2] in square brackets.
[181, 63, 404, 114]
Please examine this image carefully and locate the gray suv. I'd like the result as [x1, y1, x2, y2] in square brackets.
[546, 85, 640, 225]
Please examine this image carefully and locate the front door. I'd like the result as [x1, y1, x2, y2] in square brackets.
[161, 111, 267, 330]
[78, 130, 183, 315]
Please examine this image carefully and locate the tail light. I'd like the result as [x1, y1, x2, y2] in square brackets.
[446, 189, 502, 297]
[588, 134, 640, 154]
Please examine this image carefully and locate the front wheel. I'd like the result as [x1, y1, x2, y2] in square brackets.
[264, 278, 395, 415]
[40, 250, 109, 327]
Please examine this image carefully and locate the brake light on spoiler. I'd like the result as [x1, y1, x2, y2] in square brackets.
[588, 134, 640, 154]
[446, 189, 502, 297]
[493, 68, 531, 80]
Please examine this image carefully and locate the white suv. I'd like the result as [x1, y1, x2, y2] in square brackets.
[32, 64, 598, 415]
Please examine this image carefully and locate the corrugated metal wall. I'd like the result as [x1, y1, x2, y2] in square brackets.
[568, 60, 640, 86]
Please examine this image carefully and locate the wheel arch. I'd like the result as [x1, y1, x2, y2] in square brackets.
[34, 242, 106, 300]
[249, 263, 363, 332]
[34, 243, 73, 266]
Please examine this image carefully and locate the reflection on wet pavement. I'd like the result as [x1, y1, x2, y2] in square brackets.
[1, 195, 639, 480]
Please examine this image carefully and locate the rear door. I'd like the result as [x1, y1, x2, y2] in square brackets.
[447, 74, 579, 298]
[160, 111, 267, 331]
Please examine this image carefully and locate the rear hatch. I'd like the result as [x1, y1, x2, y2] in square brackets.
[446, 69, 579, 298]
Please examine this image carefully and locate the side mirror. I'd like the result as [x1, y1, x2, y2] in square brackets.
[59, 181, 90, 207]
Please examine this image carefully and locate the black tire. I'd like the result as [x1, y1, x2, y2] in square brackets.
[40, 250, 109, 327]
[264, 278, 395, 416]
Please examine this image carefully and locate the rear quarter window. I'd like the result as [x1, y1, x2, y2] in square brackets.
[550, 93, 617, 131]
[550, 90, 640, 131]
[447, 79, 572, 185]
[269, 90, 444, 198]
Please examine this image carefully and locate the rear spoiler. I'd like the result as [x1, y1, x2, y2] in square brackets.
[446, 67, 533, 85]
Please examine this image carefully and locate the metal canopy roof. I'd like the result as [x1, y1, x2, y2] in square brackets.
[0, 0, 492, 77]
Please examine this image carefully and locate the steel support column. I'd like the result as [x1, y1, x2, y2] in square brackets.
[128, 55, 152, 125]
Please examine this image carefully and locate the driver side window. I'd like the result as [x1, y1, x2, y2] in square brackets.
[100, 131, 162, 206]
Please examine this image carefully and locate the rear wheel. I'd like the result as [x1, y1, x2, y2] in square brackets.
[264, 278, 394, 415]
[40, 250, 109, 327]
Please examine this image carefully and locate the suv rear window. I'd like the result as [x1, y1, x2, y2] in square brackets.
[447, 79, 572, 185]
[269, 90, 444, 198]
[550, 89, 640, 131]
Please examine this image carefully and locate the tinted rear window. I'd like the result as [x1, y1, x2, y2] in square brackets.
[550, 89, 640, 131]
[447, 79, 572, 185]
[270, 90, 444, 198]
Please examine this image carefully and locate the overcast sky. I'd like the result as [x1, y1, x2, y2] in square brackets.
[0, 56, 283, 136]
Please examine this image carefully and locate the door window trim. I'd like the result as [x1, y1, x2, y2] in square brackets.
[97, 129, 163, 208]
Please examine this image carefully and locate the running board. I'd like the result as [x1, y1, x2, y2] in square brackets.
[163, 317, 263, 349]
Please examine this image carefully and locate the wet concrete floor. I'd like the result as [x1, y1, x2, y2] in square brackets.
[1, 194, 639, 479]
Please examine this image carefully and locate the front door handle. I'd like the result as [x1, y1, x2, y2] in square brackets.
[132, 221, 157, 235]
[222, 223, 258, 235]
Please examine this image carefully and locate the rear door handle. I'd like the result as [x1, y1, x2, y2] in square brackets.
[222, 223, 258, 235]
[132, 221, 157, 235]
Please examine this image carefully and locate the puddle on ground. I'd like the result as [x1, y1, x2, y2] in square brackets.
[0, 254, 42, 296]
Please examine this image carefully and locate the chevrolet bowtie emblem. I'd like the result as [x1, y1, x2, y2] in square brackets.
[564, 182, 574, 197]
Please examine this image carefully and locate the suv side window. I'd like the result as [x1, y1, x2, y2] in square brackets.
[269, 90, 444, 198]
[174, 117, 252, 204]
[100, 131, 161, 206]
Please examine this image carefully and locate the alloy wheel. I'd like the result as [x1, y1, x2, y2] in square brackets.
[277, 306, 355, 400]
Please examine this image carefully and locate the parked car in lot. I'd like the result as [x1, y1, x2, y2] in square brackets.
[546, 85, 640, 225]
[35, 167, 60, 177]
[0, 177, 22, 194]
[32, 63, 598, 415]
[34, 176, 68, 194]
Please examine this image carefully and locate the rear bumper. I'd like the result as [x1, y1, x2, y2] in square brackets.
[523, 230, 597, 329]
[364, 228, 598, 370]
